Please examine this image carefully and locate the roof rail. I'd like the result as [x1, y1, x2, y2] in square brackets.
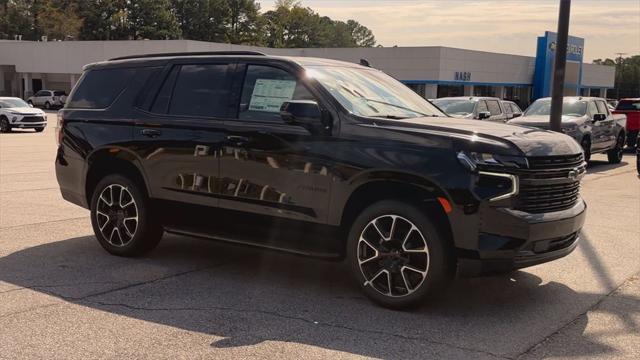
[109, 51, 267, 61]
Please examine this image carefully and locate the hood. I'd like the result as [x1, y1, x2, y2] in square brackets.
[368, 116, 583, 157]
[5, 107, 45, 115]
[508, 114, 582, 128]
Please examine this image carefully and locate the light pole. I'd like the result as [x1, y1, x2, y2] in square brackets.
[549, 0, 571, 133]
[614, 52, 627, 99]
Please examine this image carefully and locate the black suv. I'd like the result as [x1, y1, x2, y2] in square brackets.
[56, 51, 587, 308]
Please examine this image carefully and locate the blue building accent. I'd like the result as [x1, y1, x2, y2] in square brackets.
[532, 31, 585, 100]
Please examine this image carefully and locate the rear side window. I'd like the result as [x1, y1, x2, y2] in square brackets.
[67, 68, 134, 109]
[486, 100, 502, 115]
[168, 64, 230, 118]
[595, 101, 609, 114]
[503, 102, 513, 115]
[476, 100, 488, 113]
[53, 90, 66, 96]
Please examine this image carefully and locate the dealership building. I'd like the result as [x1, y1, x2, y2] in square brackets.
[0, 31, 615, 105]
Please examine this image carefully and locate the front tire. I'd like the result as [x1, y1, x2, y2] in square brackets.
[346, 200, 454, 309]
[44, 101, 51, 110]
[90, 174, 163, 257]
[0, 117, 11, 133]
[607, 133, 625, 164]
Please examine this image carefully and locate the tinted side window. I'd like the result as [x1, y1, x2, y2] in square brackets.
[238, 65, 315, 122]
[169, 64, 230, 118]
[587, 101, 598, 116]
[476, 100, 488, 113]
[595, 101, 609, 115]
[150, 66, 180, 114]
[511, 103, 522, 114]
[67, 68, 135, 109]
[486, 100, 502, 115]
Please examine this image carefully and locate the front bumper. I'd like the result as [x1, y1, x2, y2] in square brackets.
[457, 197, 586, 276]
[12, 122, 47, 129]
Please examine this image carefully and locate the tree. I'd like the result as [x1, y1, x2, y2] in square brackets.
[126, 0, 181, 39]
[593, 55, 640, 99]
[36, 0, 82, 40]
[172, 0, 229, 42]
[226, 0, 262, 45]
[346, 19, 375, 47]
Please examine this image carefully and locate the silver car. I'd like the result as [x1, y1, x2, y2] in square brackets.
[27, 90, 67, 109]
[508, 97, 626, 163]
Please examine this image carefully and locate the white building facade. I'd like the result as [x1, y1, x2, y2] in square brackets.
[0, 38, 615, 106]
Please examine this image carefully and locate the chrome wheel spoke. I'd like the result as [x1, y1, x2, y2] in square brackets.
[96, 184, 138, 247]
[358, 214, 430, 298]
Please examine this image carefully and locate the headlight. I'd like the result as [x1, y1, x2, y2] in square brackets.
[457, 151, 527, 171]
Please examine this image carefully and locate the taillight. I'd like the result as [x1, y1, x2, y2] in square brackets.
[56, 111, 64, 145]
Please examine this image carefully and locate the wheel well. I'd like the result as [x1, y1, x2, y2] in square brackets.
[340, 181, 453, 245]
[85, 153, 148, 205]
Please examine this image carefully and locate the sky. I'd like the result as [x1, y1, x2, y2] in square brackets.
[256, 0, 640, 62]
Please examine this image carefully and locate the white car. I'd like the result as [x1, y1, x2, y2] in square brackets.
[27, 89, 67, 109]
[0, 97, 47, 133]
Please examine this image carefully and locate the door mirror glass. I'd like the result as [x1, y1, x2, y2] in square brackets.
[593, 113, 606, 122]
[477, 111, 491, 120]
[280, 100, 321, 128]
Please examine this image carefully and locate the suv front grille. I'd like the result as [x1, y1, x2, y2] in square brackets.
[527, 154, 584, 169]
[21, 116, 45, 123]
[515, 181, 580, 213]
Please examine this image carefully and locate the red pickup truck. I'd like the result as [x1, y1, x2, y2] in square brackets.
[613, 98, 640, 148]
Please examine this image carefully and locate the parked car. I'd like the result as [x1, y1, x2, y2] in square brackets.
[0, 97, 47, 133]
[432, 97, 508, 122]
[613, 98, 640, 148]
[501, 100, 523, 120]
[636, 133, 640, 175]
[56, 52, 587, 308]
[508, 97, 626, 163]
[606, 98, 619, 109]
[27, 89, 67, 109]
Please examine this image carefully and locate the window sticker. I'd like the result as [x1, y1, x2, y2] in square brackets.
[248, 79, 297, 113]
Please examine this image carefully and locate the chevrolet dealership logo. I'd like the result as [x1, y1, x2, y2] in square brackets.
[549, 41, 583, 56]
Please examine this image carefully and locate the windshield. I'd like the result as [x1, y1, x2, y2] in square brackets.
[432, 99, 475, 116]
[0, 98, 29, 108]
[305, 66, 444, 119]
[524, 99, 587, 117]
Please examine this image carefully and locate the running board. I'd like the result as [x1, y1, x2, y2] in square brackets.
[164, 227, 343, 260]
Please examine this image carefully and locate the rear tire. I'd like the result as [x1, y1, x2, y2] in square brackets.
[90, 174, 163, 257]
[607, 133, 625, 164]
[0, 117, 11, 133]
[346, 200, 455, 309]
[627, 131, 638, 149]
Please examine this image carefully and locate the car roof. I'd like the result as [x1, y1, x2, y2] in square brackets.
[0, 97, 24, 100]
[86, 52, 368, 71]
[434, 96, 501, 101]
[535, 96, 603, 101]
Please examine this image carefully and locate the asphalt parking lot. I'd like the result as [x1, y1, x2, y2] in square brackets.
[0, 112, 638, 359]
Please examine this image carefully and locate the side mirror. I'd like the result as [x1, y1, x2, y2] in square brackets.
[28, 103, 33, 107]
[477, 111, 491, 120]
[593, 113, 606, 122]
[280, 100, 322, 130]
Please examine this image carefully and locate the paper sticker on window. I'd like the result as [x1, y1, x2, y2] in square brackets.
[248, 79, 297, 113]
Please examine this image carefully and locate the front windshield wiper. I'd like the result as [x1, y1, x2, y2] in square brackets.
[361, 98, 437, 118]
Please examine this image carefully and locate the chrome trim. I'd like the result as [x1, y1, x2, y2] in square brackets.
[478, 171, 519, 201]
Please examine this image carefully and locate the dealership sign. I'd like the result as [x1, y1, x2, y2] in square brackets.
[454, 71, 471, 81]
[533, 31, 585, 99]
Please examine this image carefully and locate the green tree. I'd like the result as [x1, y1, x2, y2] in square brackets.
[346, 19, 375, 47]
[126, 0, 181, 39]
[0, 0, 35, 40]
[172, 0, 229, 42]
[75, 0, 127, 40]
[36, 0, 82, 40]
[593, 56, 640, 99]
[226, 0, 262, 45]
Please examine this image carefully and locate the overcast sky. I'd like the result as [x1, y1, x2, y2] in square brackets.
[256, 0, 640, 62]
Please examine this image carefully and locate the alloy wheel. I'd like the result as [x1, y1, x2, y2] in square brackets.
[95, 184, 139, 247]
[357, 215, 430, 297]
[0, 118, 8, 133]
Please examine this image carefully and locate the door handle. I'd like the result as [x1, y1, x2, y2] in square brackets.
[226, 135, 250, 146]
[141, 128, 162, 138]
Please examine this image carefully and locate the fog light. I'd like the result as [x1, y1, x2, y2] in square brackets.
[11, 116, 17, 122]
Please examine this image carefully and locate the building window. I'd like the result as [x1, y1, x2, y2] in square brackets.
[437, 84, 464, 98]
[473, 85, 496, 97]
[406, 83, 426, 98]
